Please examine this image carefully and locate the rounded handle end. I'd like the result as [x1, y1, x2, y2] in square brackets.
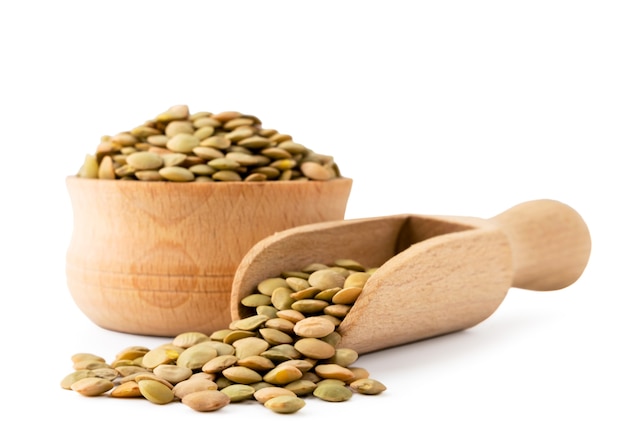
[491, 199, 591, 291]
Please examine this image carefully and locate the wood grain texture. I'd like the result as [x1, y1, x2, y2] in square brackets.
[231, 199, 591, 354]
[65, 176, 352, 336]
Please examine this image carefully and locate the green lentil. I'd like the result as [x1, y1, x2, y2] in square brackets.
[61, 259, 386, 414]
[77, 105, 342, 182]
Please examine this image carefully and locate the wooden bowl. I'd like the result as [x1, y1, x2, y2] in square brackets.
[65, 176, 352, 337]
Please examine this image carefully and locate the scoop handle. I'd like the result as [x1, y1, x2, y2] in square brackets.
[490, 199, 591, 291]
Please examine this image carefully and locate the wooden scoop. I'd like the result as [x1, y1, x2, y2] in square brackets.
[230, 199, 591, 354]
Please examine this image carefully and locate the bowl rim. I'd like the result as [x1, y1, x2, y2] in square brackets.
[65, 175, 353, 185]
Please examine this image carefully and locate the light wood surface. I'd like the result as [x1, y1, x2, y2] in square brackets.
[65, 176, 352, 336]
[231, 199, 592, 354]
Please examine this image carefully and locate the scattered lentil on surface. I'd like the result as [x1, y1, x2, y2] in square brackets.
[61, 259, 386, 414]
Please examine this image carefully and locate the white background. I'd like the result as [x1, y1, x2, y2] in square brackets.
[1, 1, 624, 424]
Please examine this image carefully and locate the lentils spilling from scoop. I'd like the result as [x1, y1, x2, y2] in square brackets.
[61, 259, 386, 414]
[77, 105, 341, 182]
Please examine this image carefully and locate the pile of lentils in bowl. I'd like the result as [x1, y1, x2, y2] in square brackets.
[77, 105, 341, 182]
